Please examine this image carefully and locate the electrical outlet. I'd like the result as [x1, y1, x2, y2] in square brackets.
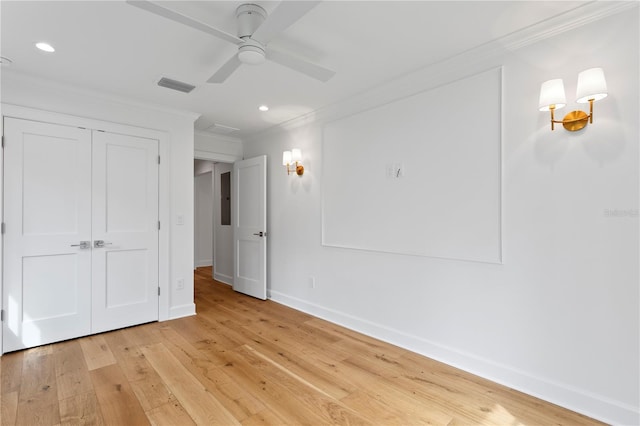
[176, 278, 184, 290]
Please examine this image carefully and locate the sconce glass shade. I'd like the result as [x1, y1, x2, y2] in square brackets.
[282, 150, 292, 165]
[291, 148, 302, 162]
[576, 67, 607, 103]
[538, 78, 567, 111]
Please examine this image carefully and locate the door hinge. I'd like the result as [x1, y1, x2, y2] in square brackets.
[158, 221, 161, 230]
[1, 135, 4, 148]
[1, 222, 5, 234]
[158, 287, 161, 296]
[1, 309, 4, 322]
[158, 155, 161, 165]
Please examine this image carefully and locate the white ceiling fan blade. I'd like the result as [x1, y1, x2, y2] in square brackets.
[251, 1, 321, 45]
[127, 0, 242, 45]
[266, 48, 335, 82]
[207, 55, 242, 83]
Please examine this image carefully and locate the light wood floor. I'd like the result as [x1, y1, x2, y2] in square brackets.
[1, 267, 603, 425]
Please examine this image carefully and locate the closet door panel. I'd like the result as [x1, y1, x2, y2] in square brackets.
[91, 131, 159, 333]
[3, 118, 92, 352]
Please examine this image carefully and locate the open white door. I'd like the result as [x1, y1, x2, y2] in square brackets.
[233, 156, 267, 300]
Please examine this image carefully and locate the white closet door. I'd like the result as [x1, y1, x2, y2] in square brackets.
[3, 118, 92, 352]
[90, 131, 159, 333]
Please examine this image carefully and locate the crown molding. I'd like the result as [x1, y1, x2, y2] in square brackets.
[194, 130, 243, 144]
[245, 1, 638, 143]
[1, 68, 201, 122]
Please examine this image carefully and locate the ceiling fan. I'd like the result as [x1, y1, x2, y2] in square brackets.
[127, 0, 335, 83]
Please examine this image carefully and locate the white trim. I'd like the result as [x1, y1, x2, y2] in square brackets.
[194, 149, 241, 163]
[0, 106, 4, 355]
[169, 303, 196, 320]
[194, 260, 213, 268]
[2, 69, 200, 122]
[213, 272, 233, 286]
[320, 67, 504, 265]
[269, 290, 639, 426]
[194, 130, 242, 144]
[1, 103, 172, 325]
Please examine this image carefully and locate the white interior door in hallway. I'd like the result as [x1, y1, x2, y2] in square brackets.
[233, 156, 267, 300]
[3, 117, 159, 352]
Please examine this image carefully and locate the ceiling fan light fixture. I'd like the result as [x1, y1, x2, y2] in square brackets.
[238, 44, 265, 65]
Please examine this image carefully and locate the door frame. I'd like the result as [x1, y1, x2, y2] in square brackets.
[193, 150, 242, 287]
[1, 104, 171, 353]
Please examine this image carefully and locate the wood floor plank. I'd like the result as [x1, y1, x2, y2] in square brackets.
[53, 340, 93, 401]
[15, 347, 61, 425]
[141, 342, 241, 425]
[89, 364, 149, 426]
[144, 394, 196, 426]
[241, 408, 288, 426]
[101, 329, 174, 413]
[154, 323, 266, 421]
[232, 344, 370, 425]
[1, 351, 24, 395]
[79, 336, 116, 371]
[58, 391, 105, 426]
[1, 391, 18, 426]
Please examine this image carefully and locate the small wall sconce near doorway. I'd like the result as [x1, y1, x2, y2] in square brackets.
[282, 148, 304, 176]
[538, 68, 608, 131]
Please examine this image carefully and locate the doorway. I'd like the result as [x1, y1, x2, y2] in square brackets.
[194, 159, 234, 285]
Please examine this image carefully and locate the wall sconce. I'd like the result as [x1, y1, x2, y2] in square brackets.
[282, 148, 304, 176]
[538, 68, 608, 131]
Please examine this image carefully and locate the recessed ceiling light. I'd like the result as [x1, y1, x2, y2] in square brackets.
[35, 42, 55, 53]
[258, 105, 269, 112]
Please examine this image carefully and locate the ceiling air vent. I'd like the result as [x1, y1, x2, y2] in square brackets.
[157, 77, 195, 93]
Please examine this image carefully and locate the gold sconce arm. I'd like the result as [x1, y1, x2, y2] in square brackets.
[284, 162, 304, 176]
[548, 99, 595, 132]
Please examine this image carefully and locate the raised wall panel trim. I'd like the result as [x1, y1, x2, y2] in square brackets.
[322, 67, 503, 264]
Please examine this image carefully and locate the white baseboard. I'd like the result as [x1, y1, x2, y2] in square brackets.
[214, 272, 233, 286]
[168, 303, 196, 320]
[268, 290, 638, 426]
[195, 260, 212, 268]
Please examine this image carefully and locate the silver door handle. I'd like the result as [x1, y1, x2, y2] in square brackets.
[252, 231, 266, 237]
[93, 240, 113, 248]
[71, 241, 90, 249]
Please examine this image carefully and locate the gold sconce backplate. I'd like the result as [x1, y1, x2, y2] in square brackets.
[562, 110, 589, 132]
[296, 164, 304, 176]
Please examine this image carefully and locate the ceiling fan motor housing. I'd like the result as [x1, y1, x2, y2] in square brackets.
[236, 4, 266, 38]
[238, 42, 266, 65]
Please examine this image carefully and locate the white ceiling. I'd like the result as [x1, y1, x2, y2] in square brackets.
[1, 1, 591, 138]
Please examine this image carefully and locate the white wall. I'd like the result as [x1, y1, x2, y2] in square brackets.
[1, 71, 199, 320]
[194, 164, 213, 268]
[243, 8, 639, 425]
[213, 162, 234, 285]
